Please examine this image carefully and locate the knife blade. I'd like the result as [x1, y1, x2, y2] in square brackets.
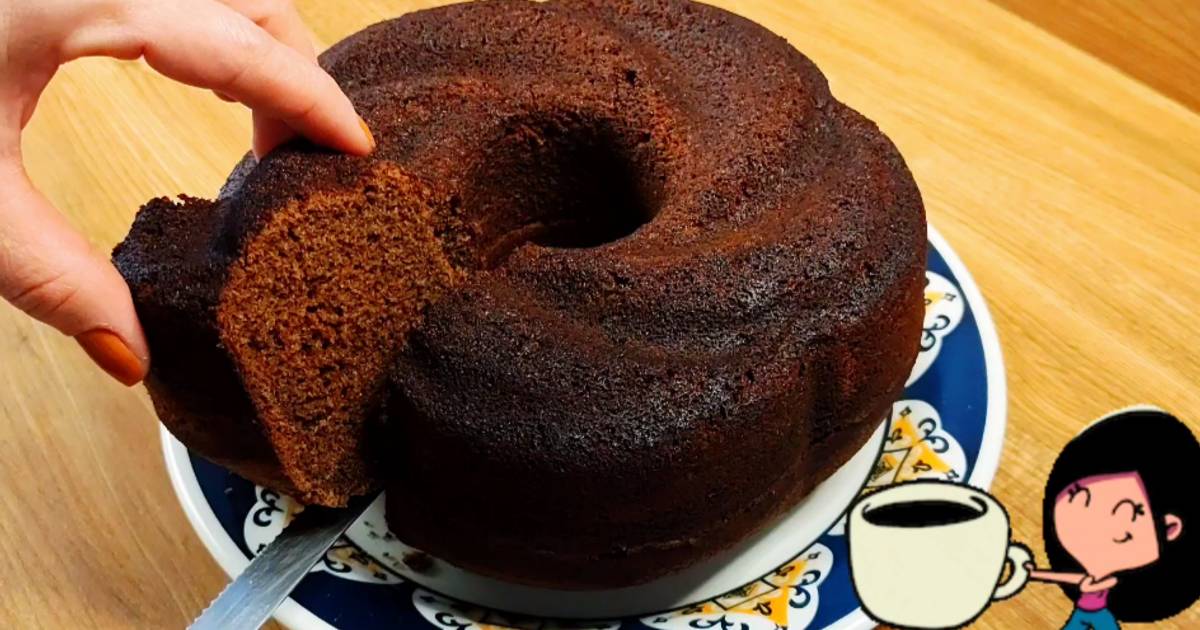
[189, 493, 376, 630]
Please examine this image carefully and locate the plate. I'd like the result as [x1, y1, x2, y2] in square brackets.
[162, 224, 1006, 629]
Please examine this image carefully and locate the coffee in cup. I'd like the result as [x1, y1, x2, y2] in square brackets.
[847, 480, 1031, 628]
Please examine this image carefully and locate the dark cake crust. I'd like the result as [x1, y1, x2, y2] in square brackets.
[115, 0, 926, 589]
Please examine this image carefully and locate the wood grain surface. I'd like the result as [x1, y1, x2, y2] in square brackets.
[3, 0, 1199, 628]
[993, 0, 1200, 114]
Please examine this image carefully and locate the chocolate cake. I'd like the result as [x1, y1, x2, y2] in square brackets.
[115, 0, 926, 588]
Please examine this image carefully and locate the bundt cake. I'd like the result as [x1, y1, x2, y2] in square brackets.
[115, 0, 926, 588]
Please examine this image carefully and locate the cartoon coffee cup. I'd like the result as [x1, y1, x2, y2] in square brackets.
[847, 480, 1031, 628]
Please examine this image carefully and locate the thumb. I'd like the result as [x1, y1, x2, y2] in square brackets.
[0, 160, 148, 385]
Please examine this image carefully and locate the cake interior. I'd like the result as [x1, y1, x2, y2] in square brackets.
[216, 165, 466, 504]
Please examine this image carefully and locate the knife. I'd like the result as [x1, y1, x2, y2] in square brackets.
[189, 493, 376, 630]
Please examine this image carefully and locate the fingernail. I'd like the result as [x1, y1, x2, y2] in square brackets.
[359, 116, 376, 152]
[76, 329, 146, 387]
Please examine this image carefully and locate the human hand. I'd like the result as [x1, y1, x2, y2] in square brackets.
[1079, 574, 1118, 593]
[0, 0, 374, 385]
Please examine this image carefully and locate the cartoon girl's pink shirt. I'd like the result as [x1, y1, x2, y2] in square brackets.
[1077, 589, 1109, 612]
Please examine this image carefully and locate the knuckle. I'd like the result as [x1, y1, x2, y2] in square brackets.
[7, 272, 80, 322]
[279, 89, 319, 123]
[219, 27, 271, 90]
[239, 24, 275, 58]
[107, 0, 158, 45]
[264, 56, 324, 120]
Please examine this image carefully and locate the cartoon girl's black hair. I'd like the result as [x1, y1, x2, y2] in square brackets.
[1042, 408, 1200, 622]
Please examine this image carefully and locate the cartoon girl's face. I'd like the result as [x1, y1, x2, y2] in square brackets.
[1053, 471, 1181, 578]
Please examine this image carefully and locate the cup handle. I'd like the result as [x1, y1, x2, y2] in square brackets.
[992, 542, 1033, 600]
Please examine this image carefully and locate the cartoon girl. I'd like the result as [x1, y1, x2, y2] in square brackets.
[1025, 407, 1199, 629]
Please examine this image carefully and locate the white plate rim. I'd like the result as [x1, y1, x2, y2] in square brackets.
[161, 222, 1008, 630]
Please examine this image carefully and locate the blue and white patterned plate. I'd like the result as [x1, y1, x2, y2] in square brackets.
[162, 224, 1006, 629]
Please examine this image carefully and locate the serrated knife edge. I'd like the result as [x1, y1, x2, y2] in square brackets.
[189, 493, 376, 630]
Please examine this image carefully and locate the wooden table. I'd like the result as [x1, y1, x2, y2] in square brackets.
[3, 1, 1198, 627]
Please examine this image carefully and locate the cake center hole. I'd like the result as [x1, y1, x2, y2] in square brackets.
[468, 116, 663, 267]
[531, 139, 655, 249]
